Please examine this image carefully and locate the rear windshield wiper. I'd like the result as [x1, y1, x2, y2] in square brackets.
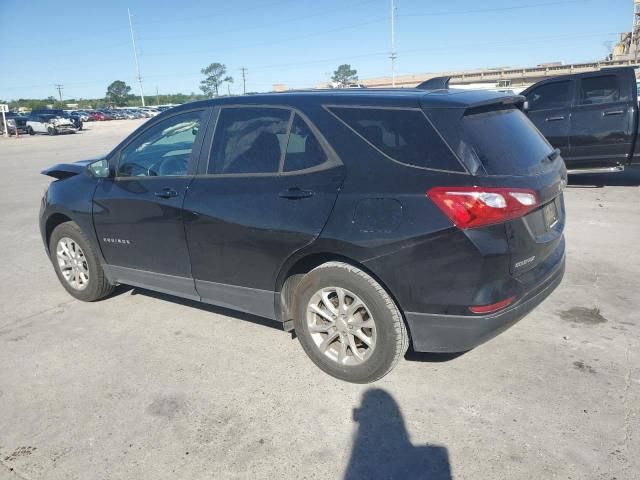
[543, 148, 561, 164]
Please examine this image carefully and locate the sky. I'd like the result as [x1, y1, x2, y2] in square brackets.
[0, 0, 633, 100]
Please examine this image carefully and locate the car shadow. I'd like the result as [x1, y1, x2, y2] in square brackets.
[345, 389, 452, 480]
[119, 286, 284, 331]
[568, 166, 640, 187]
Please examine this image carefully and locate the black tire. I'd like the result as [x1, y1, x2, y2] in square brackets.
[47, 126, 57, 136]
[28, 126, 35, 135]
[49, 222, 114, 302]
[293, 261, 409, 383]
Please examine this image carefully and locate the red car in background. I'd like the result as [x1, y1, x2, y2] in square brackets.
[90, 111, 112, 121]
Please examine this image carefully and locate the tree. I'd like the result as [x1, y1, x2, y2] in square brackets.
[331, 64, 358, 88]
[105, 80, 132, 106]
[200, 63, 233, 97]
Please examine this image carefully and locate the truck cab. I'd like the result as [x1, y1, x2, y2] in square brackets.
[522, 67, 640, 173]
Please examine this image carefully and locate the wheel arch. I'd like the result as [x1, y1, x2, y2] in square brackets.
[275, 251, 408, 337]
[44, 212, 74, 252]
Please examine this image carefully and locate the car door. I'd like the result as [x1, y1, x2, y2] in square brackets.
[183, 105, 345, 319]
[92, 108, 210, 299]
[568, 72, 635, 169]
[524, 79, 573, 155]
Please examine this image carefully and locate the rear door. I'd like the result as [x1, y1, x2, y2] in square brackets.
[524, 79, 573, 155]
[183, 106, 344, 319]
[92, 108, 209, 298]
[567, 72, 636, 169]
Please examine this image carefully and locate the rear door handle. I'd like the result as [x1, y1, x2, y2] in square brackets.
[545, 116, 565, 122]
[278, 187, 314, 200]
[602, 110, 625, 117]
[153, 188, 179, 199]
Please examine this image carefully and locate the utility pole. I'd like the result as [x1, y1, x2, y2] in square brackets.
[128, 8, 145, 106]
[55, 84, 64, 102]
[240, 67, 248, 95]
[156, 86, 160, 106]
[389, 0, 397, 88]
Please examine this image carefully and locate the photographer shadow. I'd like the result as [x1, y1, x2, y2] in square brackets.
[345, 389, 452, 480]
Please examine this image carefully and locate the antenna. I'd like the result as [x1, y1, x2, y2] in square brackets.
[128, 8, 145, 106]
[389, 0, 397, 87]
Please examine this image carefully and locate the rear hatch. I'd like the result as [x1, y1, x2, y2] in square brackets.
[422, 93, 567, 277]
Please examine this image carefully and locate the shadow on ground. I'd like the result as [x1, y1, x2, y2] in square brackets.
[345, 389, 452, 480]
[568, 166, 640, 187]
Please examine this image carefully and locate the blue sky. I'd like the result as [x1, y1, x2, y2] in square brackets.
[0, 0, 632, 100]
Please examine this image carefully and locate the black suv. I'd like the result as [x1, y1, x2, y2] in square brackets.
[39, 89, 566, 383]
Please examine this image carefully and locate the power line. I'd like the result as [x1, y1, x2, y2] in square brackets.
[398, 0, 589, 17]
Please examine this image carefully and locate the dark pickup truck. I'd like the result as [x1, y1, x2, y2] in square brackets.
[522, 67, 640, 173]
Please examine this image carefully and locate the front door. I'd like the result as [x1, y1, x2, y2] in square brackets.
[93, 108, 209, 298]
[568, 72, 636, 169]
[183, 106, 344, 319]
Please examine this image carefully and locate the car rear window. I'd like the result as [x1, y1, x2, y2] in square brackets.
[462, 107, 554, 176]
[329, 107, 464, 172]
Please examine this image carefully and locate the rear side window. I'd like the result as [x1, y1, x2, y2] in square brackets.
[283, 114, 327, 172]
[463, 108, 553, 176]
[329, 107, 463, 172]
[209, 107, 290, 174]
[525, 81, 571, 110]
[579, 75, 622, 105]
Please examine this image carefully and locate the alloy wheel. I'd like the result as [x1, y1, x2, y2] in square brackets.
[306, 287, 376, 365]
[56, 237, 90, 290]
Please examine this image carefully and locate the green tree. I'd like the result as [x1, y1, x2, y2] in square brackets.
[331, 64, 358, 88]
[105, 80, 132, 106]
[200, 63, 233, 97]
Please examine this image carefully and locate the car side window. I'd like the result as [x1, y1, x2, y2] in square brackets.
[209, 107, 291, 174]
[579, 75, 621, 105]
[117, 110, 203, 178]
[283, 114, 327, 172]
[526, 81, 571, 110]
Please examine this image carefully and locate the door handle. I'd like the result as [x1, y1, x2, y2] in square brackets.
[602, 110, 625, 117]
[545, 116, 565, 122]
[153, 188, 179, 199]
[278, 187, 314, 200]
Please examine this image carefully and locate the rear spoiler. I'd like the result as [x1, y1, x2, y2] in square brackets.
[416, 76, 450, 90]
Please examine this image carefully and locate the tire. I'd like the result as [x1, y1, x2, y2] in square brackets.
[293, 262, 409, 383]
[47, 126, 57, 136]
[28, 126, 35, 135]
[49, 222, 114, 302]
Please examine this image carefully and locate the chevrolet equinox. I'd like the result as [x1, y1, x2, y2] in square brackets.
[40, 88, 566, 383]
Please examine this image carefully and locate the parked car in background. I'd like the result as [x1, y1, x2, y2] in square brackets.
[27, 114, 76, 135]
[67, 110, 90, 122]
[0, 112, 29, 135]
[39, 88, 566, 383]
[90, 111, 111, 121]
[522, 66, 640, 173]
[31, 109, 83, 131]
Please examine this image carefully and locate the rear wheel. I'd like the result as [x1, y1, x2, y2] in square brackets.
[293, 262, 408, 383]
[49, 222, 114, 301]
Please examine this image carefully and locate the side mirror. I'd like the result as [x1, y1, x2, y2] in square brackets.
[87, 159, 110, 178]
[522, 100, 530, 113]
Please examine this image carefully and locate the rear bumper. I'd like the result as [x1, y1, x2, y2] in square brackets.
[405, 254, 565, 352]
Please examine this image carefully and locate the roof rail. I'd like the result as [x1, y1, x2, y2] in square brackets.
[416, 76, 450, 90]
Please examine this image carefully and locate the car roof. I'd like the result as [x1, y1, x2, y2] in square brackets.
[172, 88, 523, 112]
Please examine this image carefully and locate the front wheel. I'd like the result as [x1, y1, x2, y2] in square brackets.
[49, 222, 114, 301]
[47, 126, 57, 136]
[293, 262, 409, 383]
[28, 126, 35, 135]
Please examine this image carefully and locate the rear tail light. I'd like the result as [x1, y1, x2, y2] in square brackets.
[427, 186, 538, 229]
[469, 296, 515, 314]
